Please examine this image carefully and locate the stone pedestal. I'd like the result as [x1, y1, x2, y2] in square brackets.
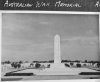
[34, 63, 80, 75]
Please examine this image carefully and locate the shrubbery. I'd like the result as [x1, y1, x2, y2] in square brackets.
[76, 63, 81, 67]
[11, 63, 21, 68]
[65, 64, 70, 67]
[35, 63, 41, 68]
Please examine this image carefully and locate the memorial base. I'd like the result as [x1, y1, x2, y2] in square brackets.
[35, 63, 80, 75]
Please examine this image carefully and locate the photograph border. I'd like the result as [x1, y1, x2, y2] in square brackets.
[0, 11, 100, 82]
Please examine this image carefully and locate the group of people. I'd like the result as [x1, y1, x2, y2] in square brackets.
[11, 62, 21, 68]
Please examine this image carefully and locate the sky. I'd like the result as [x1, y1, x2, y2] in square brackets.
[2, 13, 99, 62]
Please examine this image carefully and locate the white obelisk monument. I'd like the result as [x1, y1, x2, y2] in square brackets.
[50, 34, 65, 69]
[54, 35, 61, 64]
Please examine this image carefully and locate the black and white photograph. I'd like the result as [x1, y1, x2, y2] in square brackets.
[1, 13, 100, 81]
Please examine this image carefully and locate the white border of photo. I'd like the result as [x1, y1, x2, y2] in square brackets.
[0, 11, 100, 82]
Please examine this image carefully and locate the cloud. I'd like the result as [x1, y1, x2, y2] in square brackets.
[39, 21, 52, 25]
[62, 37, 98, 45]
[86, 30, 95, 36]
[62, 36, 98, 41]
